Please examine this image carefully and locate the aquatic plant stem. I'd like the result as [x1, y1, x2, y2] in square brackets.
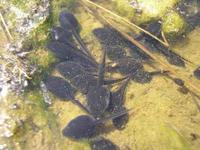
[96, 108, 134, 124]
[0, 12, 13, 40]
[72, 29, 95, 61]
[81, 0, 168, 47]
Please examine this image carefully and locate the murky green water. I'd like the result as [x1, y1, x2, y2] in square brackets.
[1, 0, 200, 149]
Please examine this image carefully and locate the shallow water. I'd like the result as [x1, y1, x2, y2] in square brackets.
[1, 0, 200, 150]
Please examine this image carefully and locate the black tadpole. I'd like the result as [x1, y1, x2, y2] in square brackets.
[47, 41, 97, 69]
[45, 76, 76, 100]
[51, 26, 72, 44]
[59, 11, 93, 58]
[90, 137, 118, 150]
[98, 49, 106, 86]
[50, 27, 98, 67]
[109, 78, 130, 129]
[163, 74, 200, 111]
[56, 61, 98, 94]
[45, 76, 91, 114]
[62, 108, 131, 140]
[109, 78, 130, 110]
[193, 67, 200, 80]
[136, 21, 188, 67]
[86, 48, 111, 118]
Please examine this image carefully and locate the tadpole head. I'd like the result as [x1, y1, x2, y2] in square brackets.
[193, 67, 200, 80]
[59, 11, 79, 32]
[90, 137, 118, 150]
[87, 86, 110, 118]
[166, 53, 185, 67]
[46, 41, 74, 61]
[62, 115, 96, 140]
[112, 106, 129, 130]
[45, 76, 75, 100]
[132, 70, 152, 83]
[51, 26, 72, 43]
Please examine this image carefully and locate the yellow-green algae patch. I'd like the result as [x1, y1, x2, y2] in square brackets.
[162, 10, 187, 39]
[2, 91, 56, 149]
[133, 0, 180, 24]
[110, 0, 186, 38]
[113, 0, 180, 24]
[113, 0, 136, 21]
[26, 18, 57, 86]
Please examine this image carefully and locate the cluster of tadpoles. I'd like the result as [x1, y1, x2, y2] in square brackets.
[81, 0, 200, 110]
[44, 7, 200, 149]
[45, 10, 140, 149]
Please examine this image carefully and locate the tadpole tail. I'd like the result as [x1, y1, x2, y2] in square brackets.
[149, 70, 169, 76]
[115, 77, 131, 93]
[95, 108, 133, 124]
[71, 99, 91, 114]
[72, 29, 97, 63]
[156, 46, 191, 67]
[98, 48, 106, 86]
[103, 75, 129, 85]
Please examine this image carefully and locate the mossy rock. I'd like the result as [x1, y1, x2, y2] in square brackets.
[113, 0, 136, 21]
[114, 0, 180, 24]
[134, 0, 180, 24]
[113, 0, 187, 39]
[10, 0, 41, 12]
[28, 48, 56, 86]
[162, 10, 187, 38]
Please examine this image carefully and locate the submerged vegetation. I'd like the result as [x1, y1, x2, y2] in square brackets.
[1, 0, 200, 149]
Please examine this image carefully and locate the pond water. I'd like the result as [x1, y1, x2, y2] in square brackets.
[0, 0, 200, 150]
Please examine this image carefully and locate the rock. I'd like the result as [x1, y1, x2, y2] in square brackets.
[0, 0, 50, 96]
[114, 0, 180, 24]
[162, 10, 186, 38]
[113, 0, 187, 39]
[113, 0, 136, 21]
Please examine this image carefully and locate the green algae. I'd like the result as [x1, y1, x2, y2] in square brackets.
[28, 48, 56, 86]
[134, 0, 180, 24]
[4, 90, 66, 150]
[113, 0, 136, 21]
[162, 10, 187, 38]
[111, 0, 187, 38]
[10, 0, 42, 12]
[159, 125, 190, 150]
[27, 19, 56, 86]
[114, 0, 180, 24]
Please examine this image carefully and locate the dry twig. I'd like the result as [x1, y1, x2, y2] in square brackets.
[0, 12, 13, 40]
